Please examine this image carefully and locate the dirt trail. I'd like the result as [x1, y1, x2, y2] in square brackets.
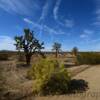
[73, 65, 100, 92]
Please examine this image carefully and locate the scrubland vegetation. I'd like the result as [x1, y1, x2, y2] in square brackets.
[77, 52, 100, 65]
[0, 53, 8, 61]
[0, 67, 4, 94]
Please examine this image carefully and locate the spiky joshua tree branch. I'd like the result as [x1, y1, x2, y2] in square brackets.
[14, 29, 44, 65]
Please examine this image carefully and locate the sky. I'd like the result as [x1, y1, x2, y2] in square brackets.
[0, 0, 100, 51]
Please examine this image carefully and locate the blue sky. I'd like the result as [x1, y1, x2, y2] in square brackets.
[0, 0, 100, 51]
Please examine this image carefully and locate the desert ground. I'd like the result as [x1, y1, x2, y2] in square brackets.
[0, 53, 100, 100]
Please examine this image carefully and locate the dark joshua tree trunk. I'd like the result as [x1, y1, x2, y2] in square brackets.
[55, 50, 58, 58]
[26, 54, 32, 65]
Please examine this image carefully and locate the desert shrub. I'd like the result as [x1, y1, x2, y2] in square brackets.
[27, 59, 71, 95]
[0, 53, 9, 61]
[68, 79, 88, 93]
[77, 52, 100, 65]
[41, 69, 71, 95]
[27, 59, 58, 79]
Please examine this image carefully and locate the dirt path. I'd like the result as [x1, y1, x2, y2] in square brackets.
[73, 65, 100, 92]
[24, 65, 100, 100]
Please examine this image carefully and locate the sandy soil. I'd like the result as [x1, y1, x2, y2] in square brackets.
[73, 65, 100, 93]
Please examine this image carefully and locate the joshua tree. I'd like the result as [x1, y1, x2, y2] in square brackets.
[14, 29, 44, 65]
[52, 42, 61, 58]
[72, 47, 78, 56]
[72, 47, 78, 65]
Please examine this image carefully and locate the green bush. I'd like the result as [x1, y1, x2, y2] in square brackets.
[0, 53, 9, 61]
[41, 69, 71, 95]
[27, 59, 71, 95]
[77, 52, 100, 65]
[68, 79, 88, 93]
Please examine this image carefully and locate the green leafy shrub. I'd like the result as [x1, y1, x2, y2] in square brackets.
[0, 53, 9, 61]
[27, 59, 71, 95]
[77, 52, 100, 65]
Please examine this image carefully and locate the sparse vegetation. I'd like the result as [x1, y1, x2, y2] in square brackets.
[77, 52, 100, 65]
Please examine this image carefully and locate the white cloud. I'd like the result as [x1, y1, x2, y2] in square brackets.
[90, 38, 100, 44]
[53, 0, 74, 28]
[65, 19, 74, 28]
[53, 0, 64, 26]
[80, 29, 93, 38]
[93, 21, 100, 25]
[96, 9, 100, 18]
[0, 36, 15, 50]
[23, 18, 66, 35]
[53, 0, 61, 20]
[23, 18, 34, 24]
[23, 18, 42, 29]
[80, 37, 100, 51]
[93, 8, 100, 25]
[80, 34, 87, 38]
[79, 29, 99, 47]
[93, 0, 100, 26]
[39, 0, 50, 21]
[0, 0, 39, 15]
[43, 25, 65, 35]
[84, 29, 93, 34]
